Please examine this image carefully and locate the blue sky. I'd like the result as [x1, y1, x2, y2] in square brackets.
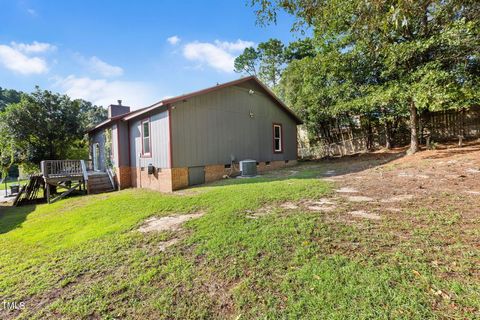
[0, 0, 298, 109]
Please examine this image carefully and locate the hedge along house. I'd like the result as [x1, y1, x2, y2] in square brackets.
[87, 76, 302, 192]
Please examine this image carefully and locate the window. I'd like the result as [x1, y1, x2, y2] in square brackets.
[141, 119, 151, 156]
[273, 124, 283, 153]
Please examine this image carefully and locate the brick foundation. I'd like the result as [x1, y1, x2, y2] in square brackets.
[126, 160, 298, 193]
[171, 167, 189, 190]
[257, 160, 297, 173]
[115, 166, 132, 189]
[204, 164, 237, 183]
[131, 167, 173, 193]
[203, 160, 297, 183]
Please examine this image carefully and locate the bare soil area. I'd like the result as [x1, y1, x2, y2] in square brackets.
[138, 212, 205, 233]
[315, 141, 480, 223]
[265, 141, 480, 286]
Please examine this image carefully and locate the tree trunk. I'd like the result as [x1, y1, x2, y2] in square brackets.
[458, 108, 465, 147]
[384, 121, 392, 149]
[382, 108, 392, 149]
[363, 116, 374, 151]
[408, 100, 419, 154]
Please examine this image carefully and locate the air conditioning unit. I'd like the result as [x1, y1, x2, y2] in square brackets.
[239, 159, 257, 177]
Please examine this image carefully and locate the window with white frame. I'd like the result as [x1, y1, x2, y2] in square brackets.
[141, 119, 151, 156]
[273, 124, 282, 153]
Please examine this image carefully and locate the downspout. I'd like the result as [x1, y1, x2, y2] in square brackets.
[168, 105, 174, 191]
[115, 121, 121, 190]
[168, 105, 173, 168]
[139, 153, 142, 188]
[127, 120, 134, 187]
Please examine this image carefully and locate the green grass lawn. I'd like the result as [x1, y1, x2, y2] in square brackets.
[0, 166, 478, 319]
[0, 179, 27, 191]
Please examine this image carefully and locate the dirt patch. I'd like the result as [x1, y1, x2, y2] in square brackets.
[303, 199, 337, 212]
[346, 196, 374, 202]
[159, 238, 180, 251]
[349, 210, 381, 220]
[249, 198, 340, 216]
[465, 190, 480, 195]
[380, 194, 415, 203]
[138, 213, 204, 233]
[0, 196, 14, 204]
[335, 187, 358, 193]
[246, 206, 275, 219]
[280, 202, 299, 210]
[385, 207, 402, 212]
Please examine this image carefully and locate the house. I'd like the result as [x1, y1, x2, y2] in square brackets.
[87, 76, 302, 192]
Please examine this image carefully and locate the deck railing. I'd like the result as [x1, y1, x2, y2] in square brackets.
[41, 160, 89, 179]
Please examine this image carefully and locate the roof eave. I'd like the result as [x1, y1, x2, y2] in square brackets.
[120, 76, 303, 124]
[121, 102, 165, 121]
[87, 76, 303, 130]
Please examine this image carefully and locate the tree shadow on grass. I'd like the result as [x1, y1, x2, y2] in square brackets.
[0, 204, 36, 234]
[205, 149, 407, 188]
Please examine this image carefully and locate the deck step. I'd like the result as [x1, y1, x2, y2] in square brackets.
[89, 188, 115, 194]
[89, 179, 111, 185]
[89, 184, 113, 190]
[87, 173, 114, 194]
[88, 176, 110, 181]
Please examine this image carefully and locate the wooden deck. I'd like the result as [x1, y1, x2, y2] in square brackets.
[40, 160, 115, 203]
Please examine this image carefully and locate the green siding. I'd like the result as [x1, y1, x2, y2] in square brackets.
[129, 108, 170, 169]
[171, 83, 298, 168]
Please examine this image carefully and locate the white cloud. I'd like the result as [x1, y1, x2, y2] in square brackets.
[182, 39, 254, 73]
[167, 35, 181, 45]
[0, 44, 48, 74]
[74, 54, 124, 77]
[87, 56, 123, 77]
[56, 75, 156, 109]
[11, 41, 56, 53]
[214, 40, 254, 52]
[27, 8, 37, 16]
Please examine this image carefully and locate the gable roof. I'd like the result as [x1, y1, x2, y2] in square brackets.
[125, 76, 302, 124]
[88, 76, 302, 133]
[86, 105, 149, 133]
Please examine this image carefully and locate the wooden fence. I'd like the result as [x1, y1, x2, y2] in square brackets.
[423, 106, 480, 141]
[299, 106, 480, 159]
